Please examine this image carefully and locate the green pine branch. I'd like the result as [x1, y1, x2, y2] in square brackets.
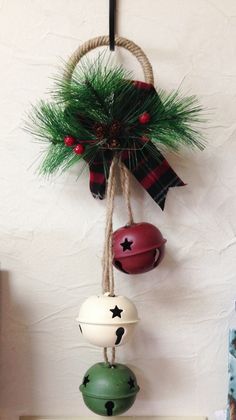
[27, 56, 206, 176]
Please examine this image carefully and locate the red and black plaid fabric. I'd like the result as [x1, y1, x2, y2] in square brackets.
[121, 146, 184, 210]
[85, 150, 113, 200]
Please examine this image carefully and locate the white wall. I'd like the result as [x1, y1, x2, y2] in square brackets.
[0, 0, 236, 419]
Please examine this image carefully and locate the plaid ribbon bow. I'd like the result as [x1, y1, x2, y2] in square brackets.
[85, 81, 185, 210]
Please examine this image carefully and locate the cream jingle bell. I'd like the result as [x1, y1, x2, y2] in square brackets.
[77, 293, 139, 348]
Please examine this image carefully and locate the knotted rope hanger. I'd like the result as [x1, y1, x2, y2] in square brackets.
[65, 35, 154, 365]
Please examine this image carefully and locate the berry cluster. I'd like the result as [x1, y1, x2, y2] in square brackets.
[64, 112, 151, 155]
[64, 136, 85, 155]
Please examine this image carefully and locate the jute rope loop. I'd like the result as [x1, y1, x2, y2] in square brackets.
[119, 158, 134, 226]
[101, 157, 134, 366]
[65, 36, 151, 365]
[64, 35, 154, 85]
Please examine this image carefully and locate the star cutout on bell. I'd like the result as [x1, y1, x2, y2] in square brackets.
[110, 305, 123, 318]
[120, 237, 133, 251]
[83, 375, 90, 387]
[128, 377, 135, 389]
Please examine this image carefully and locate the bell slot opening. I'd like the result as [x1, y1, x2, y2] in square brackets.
[114, 259, 129, 274]
[115, 327, 125, 345]
[105, 400, 115, 416]
[153, 248, 160, 267]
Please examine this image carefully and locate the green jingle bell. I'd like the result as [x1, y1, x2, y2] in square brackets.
[79, 362, 140, 416]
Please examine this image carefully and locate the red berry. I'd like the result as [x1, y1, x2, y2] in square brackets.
[74, 144, 85, 155]
[139, 112, 151, 124]
[64, 136, 76, 147]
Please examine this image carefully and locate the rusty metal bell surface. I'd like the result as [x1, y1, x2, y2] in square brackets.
[112, 222, 166, 274]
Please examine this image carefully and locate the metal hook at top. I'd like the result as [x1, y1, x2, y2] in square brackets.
[109, 0, 116, 51]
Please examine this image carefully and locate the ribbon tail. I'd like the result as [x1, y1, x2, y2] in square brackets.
[121, 146, 185, 210]
[86, 152, 112, 200]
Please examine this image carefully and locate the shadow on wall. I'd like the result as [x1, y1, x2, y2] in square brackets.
[0, 270, 34, 419]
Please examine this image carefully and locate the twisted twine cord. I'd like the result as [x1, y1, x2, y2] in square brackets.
[65, 35, 152, 366]
[119, 159, 134, 226]
[101, 157, 134, 365]
[102, 156, 117, 296]
[102, 157, 134, 296]
[103, 347, 116, 366]
[64, 35, 154, 85]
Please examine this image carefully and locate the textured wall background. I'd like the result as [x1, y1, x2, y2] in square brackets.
[0, 0, 236, 419]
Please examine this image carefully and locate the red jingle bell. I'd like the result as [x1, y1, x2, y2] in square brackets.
[112, 222, 166, 275]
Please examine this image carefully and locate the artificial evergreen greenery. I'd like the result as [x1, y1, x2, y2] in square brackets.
[27, 58, 205, 176]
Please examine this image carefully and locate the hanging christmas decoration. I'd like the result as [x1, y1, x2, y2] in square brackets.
[28, 35, 205, 417]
